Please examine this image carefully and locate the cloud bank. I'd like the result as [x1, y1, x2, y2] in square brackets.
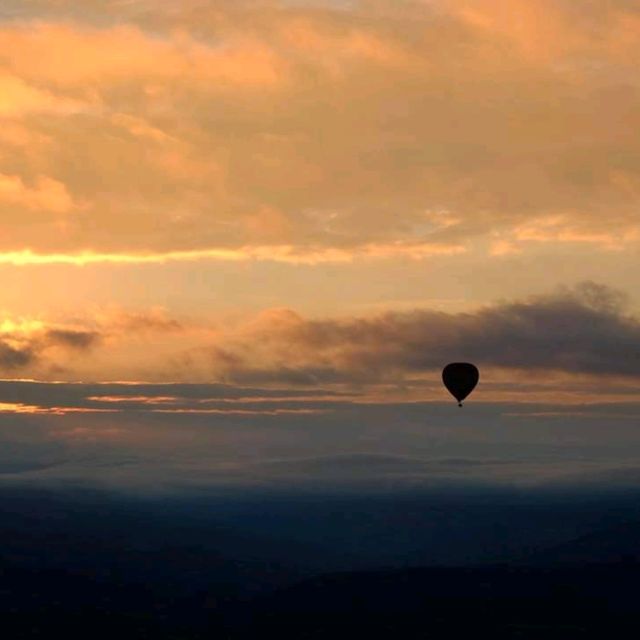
[0, 0, 639, 259]
[0, 282, 637, 398]
[209, 282, 640, 384]
[0, 377, 639, 492]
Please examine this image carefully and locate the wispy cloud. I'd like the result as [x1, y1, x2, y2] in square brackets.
[0, 242, 465, 266]
[0, 379, 353, 414]
[0, 379, 638, 491]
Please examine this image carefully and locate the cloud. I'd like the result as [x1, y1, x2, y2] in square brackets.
[0, 173, 75, 213]
[45, 328, 101, 349]
[0, 341, 35, 369]
[0, 283, 638, 391]
[206, 282, 640, 383]
[0, 73, 82, 116]
[100, 308, 183, 333]
[0, 23, 284, 88]
[0, 282, 637, 389]
[0, 379, 351, 415]
[0, 324, 99, 374]
[0, 242, 465, 266]
[0, 309, 182, 376]
[0, 1, 638, 256]
[0, 382, 638, 491]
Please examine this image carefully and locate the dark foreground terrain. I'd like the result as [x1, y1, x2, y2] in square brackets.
[2, 485, 640, 638]
[5, 558, 640, 638]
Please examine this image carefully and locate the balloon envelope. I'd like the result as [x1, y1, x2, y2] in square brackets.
[442, 363, 479, 406]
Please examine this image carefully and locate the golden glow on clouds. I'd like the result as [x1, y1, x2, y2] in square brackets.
[0, 23, 284, 88]
[0, 401, 115, 415]
[0, 242, 466, 266]
[0, 0, 638, 256]
[490, 217, 640, 255]
[88, 394, 346, 404]
[0, 72, 82, 116]
[87, 395, 180, 404]
[0, 392, 328, 416]
[515, 223, 640, 250]
[0, 173, 75, 213]
[0, 0, 637, 397]
[0, 401, 44, 413]
[0, 281, 637, 396]
[0, 318, 45, 334]
[0, 402, 323, 416]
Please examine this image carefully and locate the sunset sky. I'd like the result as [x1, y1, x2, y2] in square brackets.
[1, 0, 639, 493]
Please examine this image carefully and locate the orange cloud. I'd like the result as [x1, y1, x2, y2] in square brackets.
[450, 0, 586, 63]
[0, 73, 82, 116]
[280, 16, 413, 75]
[0, 401, 115, 415]
[0, 23, 284, 88]
[491, 215, 640, 252]
[0, 1, 638, 258]
[0, 174, 75, 213]
[198, 283, 640, 389]
[88, 395, 179, 404]
[447, 0, 640, 69]
[0, 242, 465, 266]
[110, 113, 173, 143]
[0, 281, 638, 398]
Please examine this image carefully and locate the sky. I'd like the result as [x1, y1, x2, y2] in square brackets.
[0, 0, 639, 493]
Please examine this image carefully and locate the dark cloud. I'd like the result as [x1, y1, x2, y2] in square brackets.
[45, 328, 101, 349]
[0, 311, 183, 376]
[0, 341, 35, 369]
[0, 326, 101, 374]
[112, 312, 183, 334]
[221, 364, 349, 386]
[211, 282, 640, 382]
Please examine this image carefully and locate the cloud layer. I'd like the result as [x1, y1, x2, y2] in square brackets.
[208, 282, 640, 385]
[0, 377, 639, 492]
[0, 283, 638, 399]
[0, 0, 639, 258]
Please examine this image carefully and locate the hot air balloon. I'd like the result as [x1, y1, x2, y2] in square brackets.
[442, 362, 479, 407]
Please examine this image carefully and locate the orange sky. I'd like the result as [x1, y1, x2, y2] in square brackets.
[0, 0, 639, 405]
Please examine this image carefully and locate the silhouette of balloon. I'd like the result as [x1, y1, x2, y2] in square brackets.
[442, 363, 479, 407]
